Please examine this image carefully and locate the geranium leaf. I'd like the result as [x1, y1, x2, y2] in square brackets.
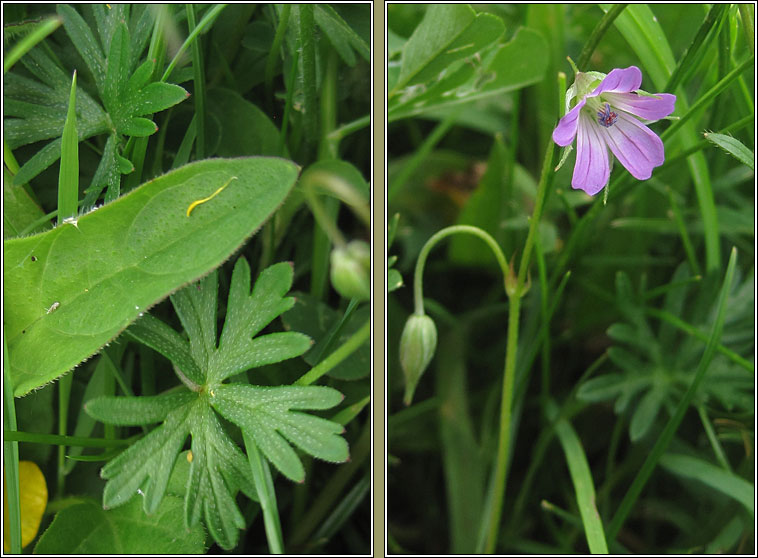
[100, 402, 193, 512]
[211, 384, 349, 483]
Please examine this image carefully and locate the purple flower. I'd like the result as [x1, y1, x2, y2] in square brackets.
[552, 66, 676, 195]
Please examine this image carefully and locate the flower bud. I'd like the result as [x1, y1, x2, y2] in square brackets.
[330, 240, 370, 301]
[399, 313, 437, 406]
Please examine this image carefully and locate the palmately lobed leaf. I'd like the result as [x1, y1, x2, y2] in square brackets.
[211, 384, 349, 483]
[85, 391, 195, 426]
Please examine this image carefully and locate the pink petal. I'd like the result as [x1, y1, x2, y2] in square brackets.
[603, 92, 676, 121]
[601, 112, 664, 180]
[552, 99, 587, 146]
[572, 112, 610, 195]
[592, 66, 643, 96]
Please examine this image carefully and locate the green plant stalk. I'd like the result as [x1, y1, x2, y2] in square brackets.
[265, 4, 291, 111]
[738, 4, 754, 57]
[279, 50, 300, 154]
[58, 71, 78, 223]
[664, 4, 727, 93]
[413, 226, 510, 315]
[3, 430, 133, 447]
[244, 432, 284, 554]
[326, 115, 370, 144]
[606, 247, 738, 541]
[294, 320, 370, 386]
[481, 129, 555, 554]
[576, 4, 628, 70]
[320, 50, 340, 159]
[3, 16, 62, 73]
[302, 184, 346, 249]
[3, 334, 22, 554]
[661, 55, 754, 142]
[161, 4, 227, 82]
[298, 5, 319, 148]
[697, 404, 732, 472]
[187, 5, 206, 160]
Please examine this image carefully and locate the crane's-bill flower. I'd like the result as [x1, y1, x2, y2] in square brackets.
[552, 66, 676, 196]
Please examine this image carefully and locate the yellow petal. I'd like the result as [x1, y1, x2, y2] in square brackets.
[4, 461, 48, 551]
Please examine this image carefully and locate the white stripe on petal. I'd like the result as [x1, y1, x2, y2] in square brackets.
[572, 112, 610, 195]
[601, 112, 664, 180]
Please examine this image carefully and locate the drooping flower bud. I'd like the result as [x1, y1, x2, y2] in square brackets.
[399, 313, 437, 406]
[330, 240, 370, 301]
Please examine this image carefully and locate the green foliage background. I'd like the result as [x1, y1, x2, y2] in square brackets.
[387, 4, 754, 555]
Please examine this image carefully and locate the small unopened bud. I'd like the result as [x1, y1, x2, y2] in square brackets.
[330, 240, 370, 301]
[399, 313, 437, 406]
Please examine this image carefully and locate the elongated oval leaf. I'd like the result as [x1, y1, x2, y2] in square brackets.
[4, 157, 300, 396]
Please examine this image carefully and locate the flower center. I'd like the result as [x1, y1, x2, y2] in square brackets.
[596, 102, 618, 128]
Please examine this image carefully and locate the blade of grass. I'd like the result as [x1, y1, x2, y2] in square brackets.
[661, 55, 755, 142]
[161, 4, 227, 82]
[186, 4, 206, 160]
[664, 4, 728, 92]
[3, 334, 22, 554]
[57, 71, 79, 223]
[696, 405, 732, 472]
[265, 4, 291, 112]
[298, 5, 319, 152]
[606, 247, 739, 540]
[243, 432, 284, 554]
[312, 475, 370, 543]
[3, 16, 62, 74]
[549, 401, 609, 554]
[659, 453, 753, 516]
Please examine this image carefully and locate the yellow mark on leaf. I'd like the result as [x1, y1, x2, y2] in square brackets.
[187, 450, 193, 463]
[186, 176, 238, 217]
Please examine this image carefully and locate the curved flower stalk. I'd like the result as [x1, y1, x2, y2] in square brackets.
[553, 66, 676, 195]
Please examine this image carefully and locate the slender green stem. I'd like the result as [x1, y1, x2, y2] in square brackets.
[3, 430, 133, 447]
[302, 184, 347, 249]
[187, 5, 206, 159]
[319, 49, 339, 159]
[298, 5, 318, 150]
[4, 335, 22, 554]
[57, 373, 73, 498]
[696, 405, 732, 472]
[664, 4, 727, 93]
[412, 226, 509, 316]
[295, 320, 370, 386]
[244, 432, 284, 554]
[481, 119, 556, 554]
[161, 4, 227, 83]
[576, 4, 628, 70]
[661, 55, 754, 142]
[327, 115, 371, 143]
[265, 4, 291, 111]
